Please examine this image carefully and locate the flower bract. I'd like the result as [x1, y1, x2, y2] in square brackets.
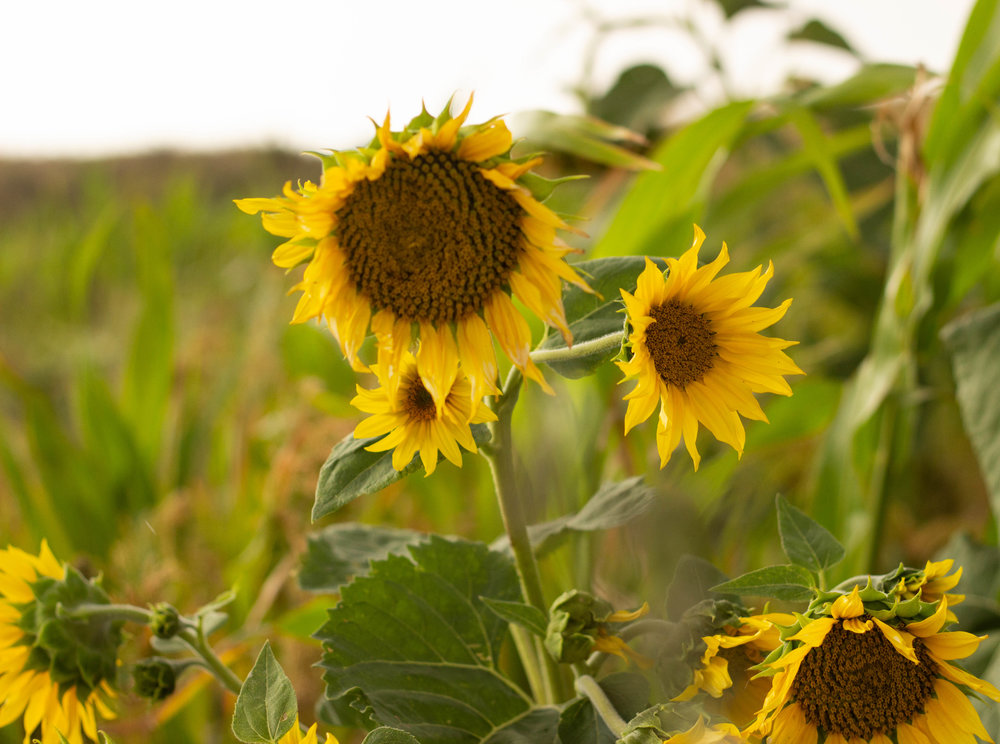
[351, 352, 496, 475]
[238, 96, 591, 402]
[749, 586, 1000, 744]
[0, 542, 119, 744]
[617, 226, 803, 469]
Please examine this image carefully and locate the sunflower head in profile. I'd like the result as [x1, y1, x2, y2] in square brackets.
[238, 96, 592, 402]
[617, 226, 803, 469]
[749, 583, 1000, 744]
[0, 542, 121, 744]
[673, 611, 795, 728]
[351, 351, 496, 475]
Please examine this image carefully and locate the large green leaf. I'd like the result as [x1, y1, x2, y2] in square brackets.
[798, 64, 917, 111]
[299, 523, 431, 593]
[787, 19, 856, 53]
[232, 641, 298, 744]
[516, 110, 657, 171]
[775, 494, 845, 573]
[317, 537, 555, 744]
[312, 426, 491, 520]
[593, 101, 755, 259]
[535, 257, 665, 379]
[942, 303, 1000, 525]
[363, 729, 423, 744]
[711, 565, 816, 600]
[491, 477, 656, 557]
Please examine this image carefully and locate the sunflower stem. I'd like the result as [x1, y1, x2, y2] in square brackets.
[529, 331, 624, 364]
[178, 622, 243, 696]
[575, 674, 627, 738]
[484, 366, 563, 704]
[59, 602, 153, 625]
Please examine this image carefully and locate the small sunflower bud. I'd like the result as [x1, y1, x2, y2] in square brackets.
[150, 603, 181, 639]
[133, 658, 176, 701]
[544, 590, 614, 664]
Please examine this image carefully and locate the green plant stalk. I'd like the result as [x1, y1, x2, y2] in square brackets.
[483, 367, 564, 704]
[64, 603, 243, 696]
[575, 674, 626, 738]
[529, 331, 624, 365]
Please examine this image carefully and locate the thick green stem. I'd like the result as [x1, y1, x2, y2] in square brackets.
[528, 331, 624, 365]
[483, 367, 564, 704]
[61, 603, 153, 625]
[575, 675, 627, 738]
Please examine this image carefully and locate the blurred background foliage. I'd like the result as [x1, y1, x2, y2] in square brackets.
[2, 0, 1000, 741]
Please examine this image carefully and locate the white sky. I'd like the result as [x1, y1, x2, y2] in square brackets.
[0, 0, 975, 159]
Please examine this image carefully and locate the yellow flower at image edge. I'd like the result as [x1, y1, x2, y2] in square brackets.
[663, 716, 747, 743]
[278, 718, 339, 744]
[352, 352, 496, 474]
[237, 95, 591, 404]
[618, 226, 803, 469]
[0, 543, 117, 744]
[751, 587, 1000, 744]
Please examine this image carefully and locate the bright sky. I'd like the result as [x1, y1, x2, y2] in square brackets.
[1, 0, 975, 158]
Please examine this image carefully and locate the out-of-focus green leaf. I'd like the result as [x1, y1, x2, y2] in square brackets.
[516, 111, 657, 171]
[925, 0, 1000, 167]
[363, 729, 423, 744]
[558, 697, 616, 744]
[594, 101, 755, 259]
[799, 64, 917, 110]
[785, 106, 858, 238]
[589, 64, 679, 132]
[665, 555, 736, 621]
[711, 565, 815, 600]
[775, 494, 845, 572]
[712, 0, 775, 19]
[942, 303, 1000, 524]
[317, 537, 544, 744]
[535, 256, 665, 379]
[67, 205, 118, 317]
[491, 477, 656, 557]
[788, 19, 856, 53]
[299, 523, 430, 592]
[232, 641, 297, 744]
[312, 425, 491, 520]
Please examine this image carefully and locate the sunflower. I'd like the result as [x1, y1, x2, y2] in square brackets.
[617, 226, 803, 469]
[351, 351, 496, 474]
[237, 96, 591, 403]
[0, 542, 118, 744]
[674, 613, 795, 727]
[749, 586, 1000, 744]
[896, 559, 965, 606]
[277, 718, 339, 744]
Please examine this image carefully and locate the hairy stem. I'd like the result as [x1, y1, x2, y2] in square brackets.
[529, 331, 624, 364]
[575, 674, 627, 737]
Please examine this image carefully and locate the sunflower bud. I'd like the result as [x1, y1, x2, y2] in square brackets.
[544, 590, 650, 666]
[150, 603, 181, 639]
[133, 658, 177, 701]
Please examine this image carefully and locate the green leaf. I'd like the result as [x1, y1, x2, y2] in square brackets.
[594, 101, 755, 259]
[558, 698, 616, 744]
[942, 303, 1000, 525]
[299, 523, 431, 593]
[665, 555, 736, 621]
[712, 0, 775, 19]
[516, 110, 658, 171]
[536, 257, 665, 379]
[588, 64, 679, 132]
[799, 64, 917, 111]
[317, 537, 544, 743]
[711, 565, 816, 600]
[481, 598, 549, 637]
[788, 19, 855, 53]
[312, 425, 491, 520]
[775, 494, 845, 572]
[363, 729, 423, 744]
[232, 641, 298, 744]
[491, 477, 656, 556]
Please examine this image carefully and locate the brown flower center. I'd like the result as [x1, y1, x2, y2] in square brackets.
[403, 375, 438, 423]
[644, 300, 717, 388]
[791, 618, 937, 739]
[337, 149, 524, 324]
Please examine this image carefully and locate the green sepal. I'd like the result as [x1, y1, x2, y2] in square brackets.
[304, 150, 341, 171]
[405, 105, 435, 134]
[518, 171, 589, 202]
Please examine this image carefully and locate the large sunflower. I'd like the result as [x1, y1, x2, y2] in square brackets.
[0, 542, 118, 744]
[749, 586, 1000, 744]
[617, 226, 803, 469]
[237, 96, 591, 404]
[351, 351, 496, 475]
